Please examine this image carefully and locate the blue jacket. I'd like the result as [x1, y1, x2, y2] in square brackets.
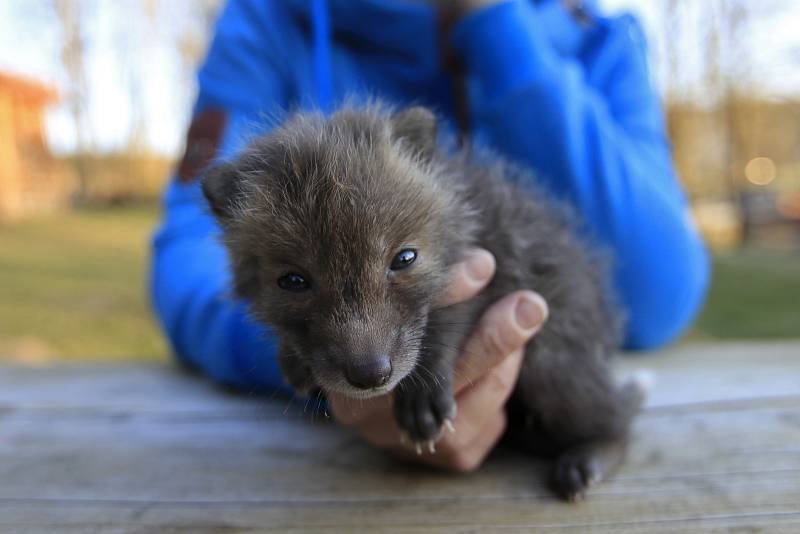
[151, 0, 709, 392]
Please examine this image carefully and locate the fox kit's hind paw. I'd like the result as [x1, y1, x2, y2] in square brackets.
[550, 438, 628, 501]
[550, 378, 644, 500]
[394, 378, 457, 447]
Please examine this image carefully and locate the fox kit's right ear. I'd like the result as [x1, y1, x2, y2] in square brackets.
[201, 161, 241, 220]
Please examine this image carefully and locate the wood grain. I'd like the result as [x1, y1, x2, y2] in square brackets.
[1, 340, 799, 533]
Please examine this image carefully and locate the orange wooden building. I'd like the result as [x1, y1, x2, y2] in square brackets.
[0, 72, 70, 220]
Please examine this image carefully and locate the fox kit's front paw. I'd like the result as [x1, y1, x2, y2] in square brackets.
[394, 378, 456, 450]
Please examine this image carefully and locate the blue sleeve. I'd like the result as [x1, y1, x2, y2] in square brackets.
[451, 1, 709, 349]
[150, 0, 292, 393]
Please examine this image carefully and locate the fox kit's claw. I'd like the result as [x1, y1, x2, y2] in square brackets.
[408, 439, 437, 455]
[444, 419, 456, 434]
[394, 379, 457, 444]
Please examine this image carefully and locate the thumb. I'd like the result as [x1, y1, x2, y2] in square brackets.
[454, 290, 548, 392]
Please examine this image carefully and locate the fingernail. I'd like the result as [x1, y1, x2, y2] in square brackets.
[515, 293, 548, 331]
[465, 249, 495, 283]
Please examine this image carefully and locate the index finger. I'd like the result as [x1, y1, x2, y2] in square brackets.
[453, 290, 547, 392]
[434, 248, 496, 308]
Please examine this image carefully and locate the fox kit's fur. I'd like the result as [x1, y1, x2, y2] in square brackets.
[202, 105, 642, 500]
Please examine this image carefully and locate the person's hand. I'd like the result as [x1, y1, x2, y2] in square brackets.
[328, 248, 548, 472]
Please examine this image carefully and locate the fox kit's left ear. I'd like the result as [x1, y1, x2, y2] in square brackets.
[201, 161, 242, 221]
[390, 106, 438, 160]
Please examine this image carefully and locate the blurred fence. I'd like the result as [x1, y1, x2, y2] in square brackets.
[671, 99, 800, 250]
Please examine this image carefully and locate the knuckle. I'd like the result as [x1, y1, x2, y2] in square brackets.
[436, 265, 471, 308]
[434, 286, 458, 309]
[484, 351, 523, 395]
[483, 365, 516, 396]
[479, 324, 509, 360]
[450, 265, 473, 295]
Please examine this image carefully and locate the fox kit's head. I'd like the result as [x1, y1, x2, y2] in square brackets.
[203, 106, 475, 398]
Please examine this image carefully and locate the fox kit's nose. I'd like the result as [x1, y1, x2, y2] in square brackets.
[344, 356, 392, 389]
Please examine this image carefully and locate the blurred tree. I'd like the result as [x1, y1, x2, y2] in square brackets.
[53, 0, 91, 203]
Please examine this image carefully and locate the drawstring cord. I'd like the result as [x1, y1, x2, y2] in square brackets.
[438, 6, 470, 147]
[311, 0, 333, 113]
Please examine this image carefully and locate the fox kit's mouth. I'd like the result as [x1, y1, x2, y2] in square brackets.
[312, 347, 422, 400]
[333, 381, 398, 399]
[316, 370, 405, 399]
[306, 323, 427, 399]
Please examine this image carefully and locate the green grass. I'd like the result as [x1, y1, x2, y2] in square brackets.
[0, 205, 797, 362]
[691, 249, 800, 340]
[0, 204, 168, 362]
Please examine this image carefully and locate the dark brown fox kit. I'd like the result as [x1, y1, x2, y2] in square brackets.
[202, 105, 642, 500]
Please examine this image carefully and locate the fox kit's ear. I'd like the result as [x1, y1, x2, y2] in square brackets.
[201, 161, 241, 220]
[390, 106, 437, 160]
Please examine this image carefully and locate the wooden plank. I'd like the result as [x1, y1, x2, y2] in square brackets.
[0, 341, 798, 532]
[0, 363, 283, 416]
[616, 340, 800, 408]
[1, 340, 796, 413]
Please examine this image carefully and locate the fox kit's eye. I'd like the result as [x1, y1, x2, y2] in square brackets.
[390, 249, 417, 271]
[277, 273, 310, 292]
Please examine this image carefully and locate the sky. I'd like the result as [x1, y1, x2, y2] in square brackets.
[0, 0, 200, 155]
[1, 0, 799, 157]
[605, 0, 800, 100]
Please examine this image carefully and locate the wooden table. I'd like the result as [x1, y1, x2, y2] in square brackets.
[1, 341, 799, 533]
